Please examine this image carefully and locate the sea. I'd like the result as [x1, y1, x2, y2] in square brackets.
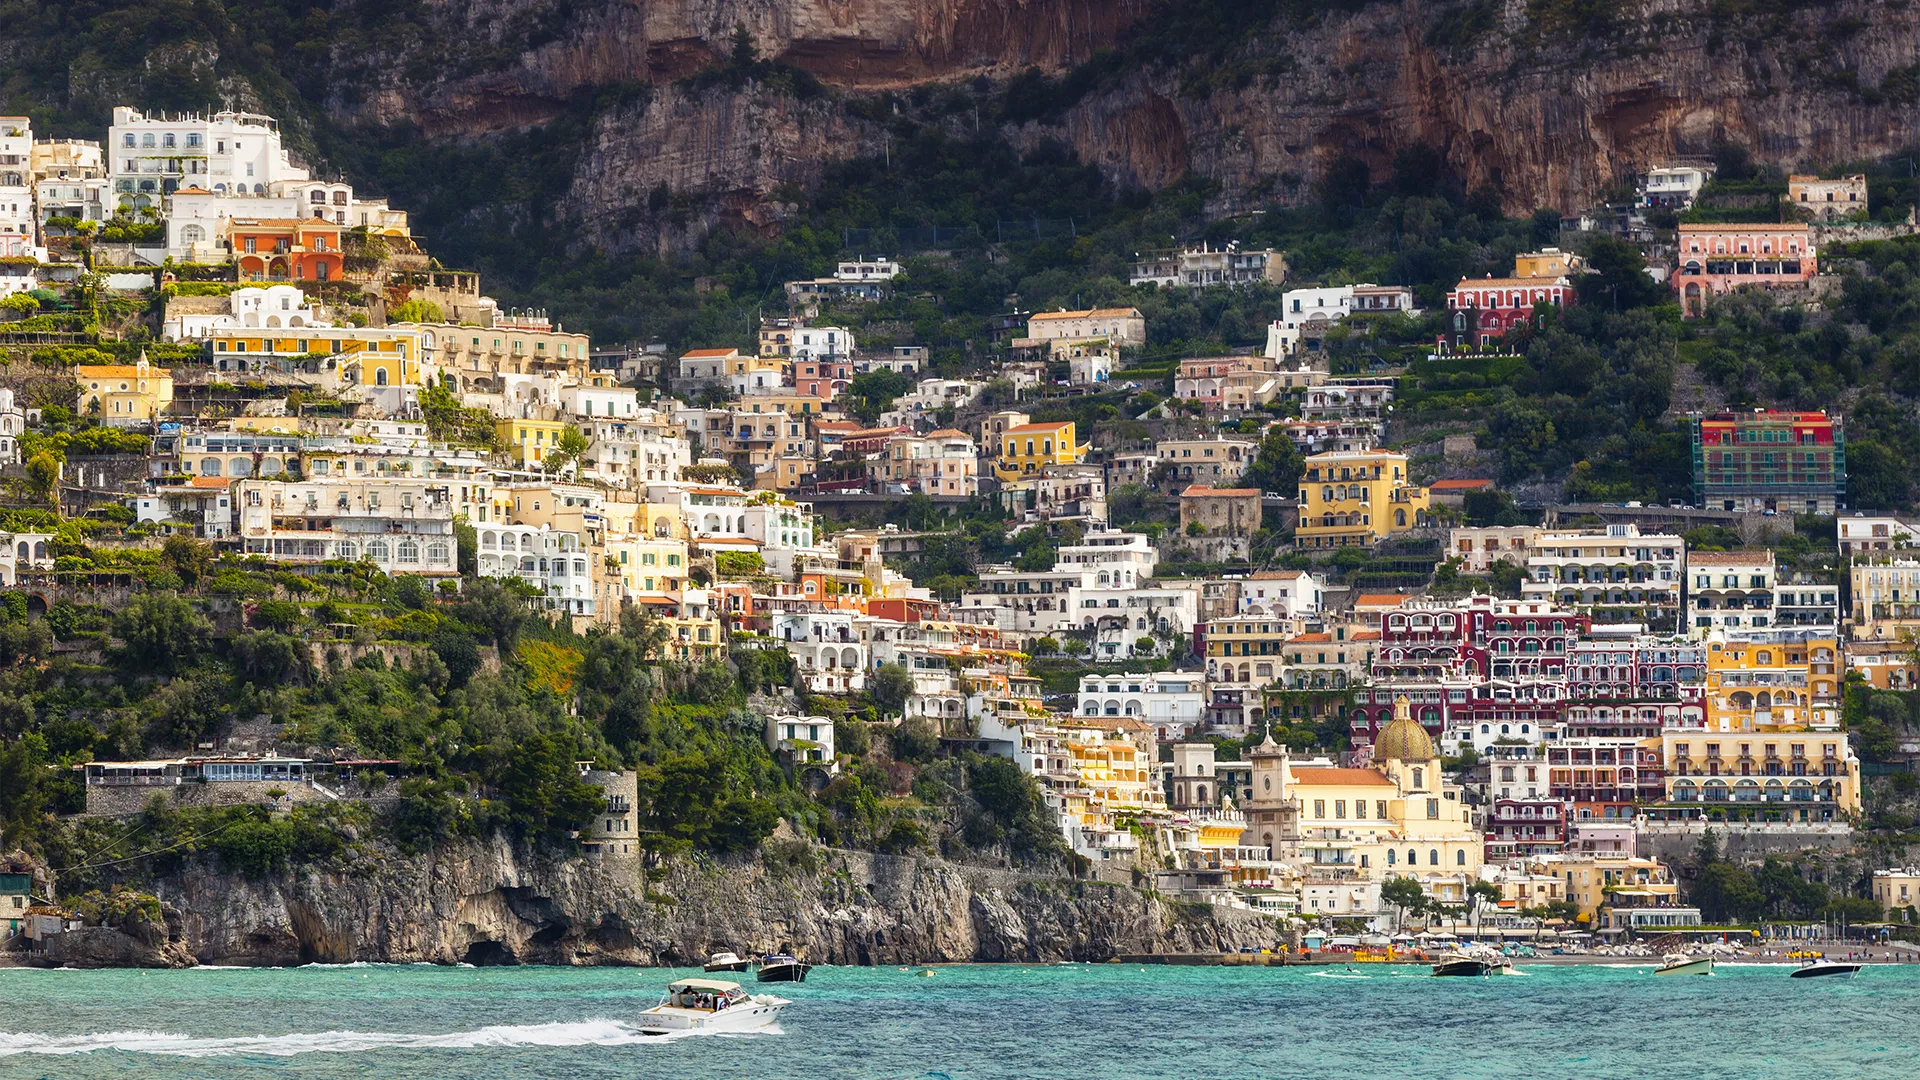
[0, 961, 1915, 1079]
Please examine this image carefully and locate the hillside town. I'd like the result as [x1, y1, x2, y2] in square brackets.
[6, 107, 1920, 948]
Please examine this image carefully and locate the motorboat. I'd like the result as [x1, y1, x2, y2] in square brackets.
[1789, 959, 1863, 979]
[637, 978, 789, 1036]
[757, 953, 813, 983]
[704, 951, 752, 973]
[1431, 953, 1492, 977]
[1654, 953, 1716, 976]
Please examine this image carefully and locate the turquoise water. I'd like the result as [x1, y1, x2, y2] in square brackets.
[1, 962, 1917, 1078]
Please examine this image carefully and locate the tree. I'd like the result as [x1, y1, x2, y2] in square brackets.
[24, 452, 59, 506]
[161, 535, 213, 587]
[1242, 427, 1304, 495]
[431, 626, 483, 689]
[114, 592, 211, 676]
[388, 298, 445, 324]
[0, 293, 38, 315]
[1381, 875, 1426, 928]
[870, 663, 915, 714]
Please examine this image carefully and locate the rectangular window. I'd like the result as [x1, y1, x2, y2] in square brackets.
[1313, 799, 1325, 819]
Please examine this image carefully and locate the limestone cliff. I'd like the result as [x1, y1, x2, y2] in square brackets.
[100, 839, 1274, 967]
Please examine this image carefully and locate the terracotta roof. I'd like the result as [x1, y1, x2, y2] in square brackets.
[1355, 593, 1411, 606]
[1180, 484, 1261, 497]
[1030, 307, 1142, 321]
[923, 428, 971, 439]
[75, 364, 169, 378]
[1291, 767, 1395, 787]
[1350, 630, 1382, 641]
[1429, 479, 1495, 491]
[1451, 276, 1571, 289]
[1288, 633, 1332, 644]
[1252, 569, 1311, 580]
[1688, 550, 1775, 565]
[680, 348, 740, 358]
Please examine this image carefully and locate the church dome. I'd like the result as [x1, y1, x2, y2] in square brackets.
[1374, 694, 1435, 761]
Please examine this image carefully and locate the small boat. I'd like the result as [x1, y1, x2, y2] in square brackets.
[1789, 960, 1863, 979]
[637, 978, 788, 1036]
[1654, 953, 1716, 976]
[757, 953, 813, 983]
[704, 951, 751, 973]
[1491, 960, 1528, 976]
[1431, 953, 1492, 977]
[912, 968, 937, 977]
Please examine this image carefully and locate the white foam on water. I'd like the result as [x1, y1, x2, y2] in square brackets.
[0, 1019, 782, 1058]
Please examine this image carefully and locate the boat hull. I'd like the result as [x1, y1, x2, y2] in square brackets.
[638, 999, 787, 1036]
[704, 961, 752, 973]
[1431, 959, 1491, 977]
[1654, 958, 1716, 976]
[1789, 963, 1862, 979]
[758, 962, 812, 983]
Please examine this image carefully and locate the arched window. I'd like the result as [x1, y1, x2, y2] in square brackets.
[375, 367, 390, 386]
[1429, 849, 1439, 866]
[336, 541, 357, 561]
[366, 540, 390, 562]
[397, 541, 420, 564]
[1456, 850, 1466, 866]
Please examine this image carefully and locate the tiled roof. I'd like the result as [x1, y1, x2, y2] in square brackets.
[1291, 767, 1395, 787]
[680, 348, 739, 358]
[1180, 484, 1261, 497]
[1429, 479, 1495, 491]
[1030, 307, 1142, 321]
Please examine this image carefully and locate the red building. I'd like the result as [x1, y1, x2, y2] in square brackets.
[1546, 737, 1665, 822]
[1441, 275, 1574, 348]
[1484, 798, 1567, 860]
[1350, 597, 1588, 747]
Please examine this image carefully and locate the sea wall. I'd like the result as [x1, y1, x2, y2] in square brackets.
[95, 838, 1278, 967]
[1636, 821, 1858, 863]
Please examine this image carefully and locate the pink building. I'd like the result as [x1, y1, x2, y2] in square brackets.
[794, 358, 851, 400]
[1173, 355, 1261, 404]
[1673, 223, 1814, 317]
[1442, 275, 1573, 348]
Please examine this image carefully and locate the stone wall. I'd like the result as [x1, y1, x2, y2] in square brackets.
[1636, 820, 1857, 863]
[84, 779, 340, 818]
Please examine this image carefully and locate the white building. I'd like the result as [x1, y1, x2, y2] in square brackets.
[0, 118, 38, 246]
[1687, 550, 1776, 635]
[109, 107, 311, 214]
[772, 611, 867, 694]
[1129, 244, 1285, 289]
[1075, 671, 1206, 741]
[1522, 524, 1686, 632]
[1838, 515, 1920, 555]
[473, 522, 597, 618]
[1240, 569, 1326, 618]
[31, 138, 109, 227]
[235, 478, 457, 577]
[0, 387, 23, 467]
[1264, 284, 1417, 358]
[1641, 164, 1714, 209]
[766, 714, 838, 774]
[793, 326, 854, 362]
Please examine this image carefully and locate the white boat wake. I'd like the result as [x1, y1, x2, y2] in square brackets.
[0, 1019, 782, 1057]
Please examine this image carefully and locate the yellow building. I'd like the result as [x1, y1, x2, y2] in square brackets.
[1514, 247, 1586, 279]
[1244, 697, 1483, 911]
[607, 533, 690, 598]
[994, 420, 1086, 481]
[495, 417, 573, 466]
[209, 325, 425, 387]
[1704, 630, 1841, 732]
[1657, 728, 1861, 822]
[1872, 868, 1920, 913]
[1205, 613, 1299, 687]
[1060, 719, 1163, 812]
[75, 358, 172, 427]
[1541, 854, 1678, 924]
[1295, 449, 1430, 548]
[1849, 557, 1920, 642]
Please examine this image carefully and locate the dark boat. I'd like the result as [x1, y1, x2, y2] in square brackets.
[703, 951, 751, 973]
[1789, 960, 1863, 979]
[1430, 954, 1492, 977]
[757, 953, 813, 983]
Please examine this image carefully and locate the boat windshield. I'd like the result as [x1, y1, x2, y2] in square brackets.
[671, 988, 744, 1011]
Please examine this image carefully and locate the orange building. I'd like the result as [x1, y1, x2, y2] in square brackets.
[226, 217, 345, 282]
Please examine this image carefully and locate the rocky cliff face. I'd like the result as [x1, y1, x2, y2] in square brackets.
[334, 0, 1920, 239]
[1035, 0, 1920, 215]
[75, 839, 1274, 967]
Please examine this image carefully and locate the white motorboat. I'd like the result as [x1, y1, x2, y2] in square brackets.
[1654, 953, 1716, 976]
[1430, 953, 1492, 977]
[637, 978, 789, 1036]
[704, 951, 752, 973]
[1789, 959, 1863, 979]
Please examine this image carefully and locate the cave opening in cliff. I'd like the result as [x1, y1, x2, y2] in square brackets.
[463, 940, 521, 966]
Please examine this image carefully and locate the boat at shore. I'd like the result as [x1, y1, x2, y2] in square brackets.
[703, 951, 751, 973]
[637, 978, 789, 1036]
[757, 953, 813, 983]
[1789, 959, 1863, 979]
[1431, 953, 1492, 977]
[1654, 954, 1716, 976]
